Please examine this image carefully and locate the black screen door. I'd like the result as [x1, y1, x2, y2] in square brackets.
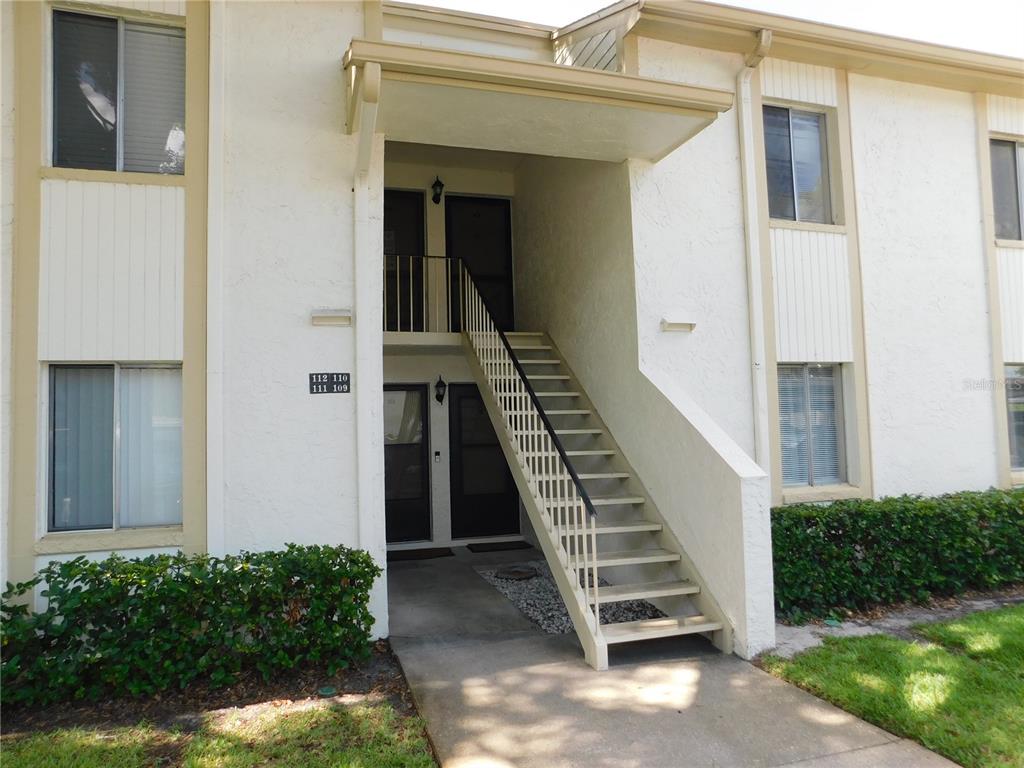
[445, 196, 514, 331]
[449, 384, 519, 539]
[384, 385, 431, 543]
[384, 190, 425, 332]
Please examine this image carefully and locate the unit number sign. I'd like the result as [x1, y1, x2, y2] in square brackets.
[309, 372, 351, 394]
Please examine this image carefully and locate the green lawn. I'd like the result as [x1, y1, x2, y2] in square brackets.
[1, 702, 436, 768]
[762, 605, 1024, 768]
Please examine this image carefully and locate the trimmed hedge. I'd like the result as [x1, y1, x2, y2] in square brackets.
[1, 544, 381, 706]
[772, 488, 1024, 622]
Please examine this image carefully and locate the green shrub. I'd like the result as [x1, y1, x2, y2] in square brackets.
[772, 488, 1024, 622]
[1, 544, 381, 707]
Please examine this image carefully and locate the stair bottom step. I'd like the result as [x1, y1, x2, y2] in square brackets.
[602, 615, 722, 643]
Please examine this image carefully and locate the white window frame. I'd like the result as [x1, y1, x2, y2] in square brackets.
[990, 137, 1024, 242]
[778, 362, 848, 488]
[763, 102, 842, 226]
[46, 362, 183, 533]
[47, 5, 185, 174]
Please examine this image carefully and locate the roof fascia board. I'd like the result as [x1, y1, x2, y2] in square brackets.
[631, 1, 1023, 97]
[344, 38, 734, 113]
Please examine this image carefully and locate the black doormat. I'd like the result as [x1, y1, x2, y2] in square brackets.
[466, 541, 534, 553]
[386, 547, 454, 562]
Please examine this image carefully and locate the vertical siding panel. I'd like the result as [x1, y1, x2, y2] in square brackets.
[144, 185, 162, 356]
[762, 58, 838, 107]
[174, 188, 184, 359]
[64, 182, 84, 358]
[80, 183, 99, 360]
[96, 183, 116, 360]
[128, 185, 147, 359]
[113, 184, 132, 356]
[158, 187, 176, 358]
[38, 183, 52, 360]
[988, 96, 1024, 136]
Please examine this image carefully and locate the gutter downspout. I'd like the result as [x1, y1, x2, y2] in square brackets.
[737, 29, 772, 470]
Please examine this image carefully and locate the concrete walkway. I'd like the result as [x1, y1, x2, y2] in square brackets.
[389, 548, 955, 768]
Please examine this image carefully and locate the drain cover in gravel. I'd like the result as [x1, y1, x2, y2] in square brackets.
[494, 565, 538, 581]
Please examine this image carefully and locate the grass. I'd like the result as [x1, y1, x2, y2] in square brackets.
[1, 702, 436, 768]
[762, 605, 1024, 768]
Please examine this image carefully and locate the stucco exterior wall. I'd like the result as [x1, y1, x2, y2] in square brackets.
[631, 38, 757, 455]
[219, 3, 369, 565]
[514, 154, 773, 657]
[848, 74, 1000, 496]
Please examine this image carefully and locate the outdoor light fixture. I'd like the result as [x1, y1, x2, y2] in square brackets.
[434, 375, 447, 404]
[431, 176, 444, 204]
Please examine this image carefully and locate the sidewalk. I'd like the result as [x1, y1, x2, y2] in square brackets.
[388, 549, 955, 768]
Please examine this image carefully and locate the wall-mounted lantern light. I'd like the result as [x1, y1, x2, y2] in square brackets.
[431, 176, 445, 205]
[434, 375, 447, 404]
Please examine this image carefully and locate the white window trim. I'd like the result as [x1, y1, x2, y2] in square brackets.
[46, 5, 185, 174]
[44, 361, 182, 535]
[764, 101, 844, 227]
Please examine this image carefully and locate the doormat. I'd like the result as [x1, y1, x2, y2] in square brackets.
[386, 547, 454, 562]
[466, 541, 534, 553]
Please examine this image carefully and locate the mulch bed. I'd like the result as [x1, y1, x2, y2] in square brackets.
[1, 639, 419, 737]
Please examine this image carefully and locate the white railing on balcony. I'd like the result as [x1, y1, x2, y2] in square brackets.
[383, 253, 463, 333]
[456, 258, 603, 639]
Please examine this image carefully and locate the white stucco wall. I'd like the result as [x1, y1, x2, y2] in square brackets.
[848, 75, 1000, 496]
[631, 38, 757, 455]
[219, 3, 388, 627]
[514, 153, 773, 658]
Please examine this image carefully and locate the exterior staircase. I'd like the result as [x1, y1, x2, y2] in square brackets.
[457, 265, 731, 670]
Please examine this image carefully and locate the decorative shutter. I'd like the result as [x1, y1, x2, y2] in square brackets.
[123, 22, 186, 174]
[808, 365, 843, 484]
[778, 365, 809, 485]
[52, 11, 118, 170]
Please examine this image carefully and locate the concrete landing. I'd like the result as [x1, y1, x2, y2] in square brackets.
[388, 548, 955, 768]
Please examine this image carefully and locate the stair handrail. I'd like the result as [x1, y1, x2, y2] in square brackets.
[454, 256, 598, 520]
[455, 255, 602, 633]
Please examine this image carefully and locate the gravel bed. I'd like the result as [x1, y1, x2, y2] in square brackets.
[476, 560, 666, 634]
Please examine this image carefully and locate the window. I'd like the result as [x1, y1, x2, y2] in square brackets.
[778, 364, 845, 486]
[1008, 364, 1024, 470]
[763, 106, 832, 224]
[991, 139, 1024, 241]
[53, 10, 185, 174]
[50, 365, 182, 531]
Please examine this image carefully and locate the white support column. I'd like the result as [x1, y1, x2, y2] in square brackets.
[353, 135, 388, 637]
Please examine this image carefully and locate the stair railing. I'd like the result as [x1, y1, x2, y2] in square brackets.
[456, 257, 602, 634]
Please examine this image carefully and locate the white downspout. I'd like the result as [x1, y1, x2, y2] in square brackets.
[737, 30, 772, 470]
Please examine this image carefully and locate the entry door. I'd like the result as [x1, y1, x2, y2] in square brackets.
[445, 196, 514, 331]
[449, 384, 519, 539]
[384, 385, 431, 543]
[384, 190, 425, 332]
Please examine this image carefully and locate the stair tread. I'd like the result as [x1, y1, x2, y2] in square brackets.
[536, 391, 579, 397]
[554, 428, 603, 435]
[593, 519, 661, 532]
[518, 359, 562, 364]
[565, 449, 616, 456]
[577, 472, 630, 479]
[510, 344, 552, 350]
[591, 580, 698, 603]
[595, 548, 681, 566]
[602, 615, 722, 643]
[505, 331, 546, 337]
[546, 409, 591, 416]
[565, 495, 645, 506]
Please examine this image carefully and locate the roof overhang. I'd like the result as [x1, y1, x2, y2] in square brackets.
[556, 0, 1024, 99]
[343, 38, 733, 167]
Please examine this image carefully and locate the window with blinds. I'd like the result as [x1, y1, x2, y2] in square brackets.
[778, 364, 846, 486]
[49, 365, 183, 531]
[991, 139, 1024, 241]
[763, 106, 833, 224]
[52, 10, 185, 175]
